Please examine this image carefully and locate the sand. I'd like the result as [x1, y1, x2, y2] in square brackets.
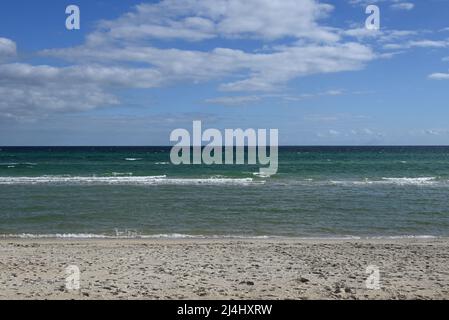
[0, 238, 448, 300]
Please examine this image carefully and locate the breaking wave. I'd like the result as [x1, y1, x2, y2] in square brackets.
[330, 177, 439, 186]
[0, 176, 262, 186]
[0, 233, 439, 240]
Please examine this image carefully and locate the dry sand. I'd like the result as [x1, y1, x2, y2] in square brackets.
[0, 238, 448, 300]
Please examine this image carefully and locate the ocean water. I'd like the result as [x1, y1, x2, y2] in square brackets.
[1, 146, 449, 239]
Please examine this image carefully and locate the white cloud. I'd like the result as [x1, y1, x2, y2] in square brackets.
[390, 2, 414, 11]
[0, 63, 164, 88]
[3, 0, 379, 120]
[0, 38, 16, 61]
[350, 128, 384, 137]
[424, 129, 440, 136]
[42, 0, 374, 93]
[347, 0, 383, 6]
[324, 89, 344, 96]
[93, 0, 338, 43]
[204, 95, 261, 106]
[0, 63, 168, 119]
[428, 72, 449, 80]
[305, 113, 369, 122]
[43, 42, 374, 93]
[384, 39, 449, 50]
[206, 89, 347, 106]
[342, 28, 418, 43]
[217, 43, 374, 91]
[316, 129, 341, 137]
[348, 0, 414, 10]
[283, 89, 346, 101]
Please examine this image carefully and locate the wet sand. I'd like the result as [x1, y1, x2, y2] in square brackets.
[0, 238, 448, 300]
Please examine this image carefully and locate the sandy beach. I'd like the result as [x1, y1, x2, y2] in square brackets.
[0, 238, 448, 300]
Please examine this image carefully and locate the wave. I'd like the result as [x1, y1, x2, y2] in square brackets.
[330, 177, 439, 186]
[0, 233, 274, 239]
[125, 158, 142, 161]
[111, 172, 133, 176]
[0, 175, 443, 187]
[0, 233, 439, 240]
[380, 177, 437, 185]
[266, 177, 444, 187]
[0, 162, 37, 166]
[365, 235, 437, 240]
[252, 172, 272, 178]
[0, 176, 262, 186]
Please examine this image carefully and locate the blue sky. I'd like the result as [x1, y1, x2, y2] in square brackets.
[1, 0, 449, 145]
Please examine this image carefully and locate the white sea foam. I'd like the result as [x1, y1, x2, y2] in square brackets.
[2, 233, 112, 239]
[0, 176, 262, 186]
[0, 233, 439, 240]
[329, 177, 439, 186]
[125, 158, 142, 161]
[111, 172, 133, 176]
[366, 235, 437, 240]
[252, 172, 272, 178]
[295, 235, 439, 240]
[0, 162, 36, 166]
[0, 233, 273, 239]
[380, 177, 437, 185]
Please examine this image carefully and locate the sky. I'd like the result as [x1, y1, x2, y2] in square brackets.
[1, 0, 449, 146]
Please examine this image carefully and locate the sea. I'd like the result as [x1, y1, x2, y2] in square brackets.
[1, 146, 448, 239]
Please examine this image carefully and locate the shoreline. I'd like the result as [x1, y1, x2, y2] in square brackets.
[0, 234, 442, 241]
[1, 238, 448, 300]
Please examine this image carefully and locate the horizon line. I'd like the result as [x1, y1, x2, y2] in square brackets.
[2, 145, 449, 148]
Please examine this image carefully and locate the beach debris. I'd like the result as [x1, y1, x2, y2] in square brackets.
[298, 277, 310, 283]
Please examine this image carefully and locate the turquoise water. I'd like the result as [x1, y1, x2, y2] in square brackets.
[1, 146, 449, 238]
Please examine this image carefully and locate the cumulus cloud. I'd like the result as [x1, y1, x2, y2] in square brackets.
[0, 64, 123, 120]
[0, 62, 173, 119]
[90, 0, 338, 43]
[2, 0, 379, 120]
[43, 42, 374, 93]
[42, 0, 375, 90]
[0, 38, 16, 61]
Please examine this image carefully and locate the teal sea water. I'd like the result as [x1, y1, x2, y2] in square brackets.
[1, 146, 449, 239]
